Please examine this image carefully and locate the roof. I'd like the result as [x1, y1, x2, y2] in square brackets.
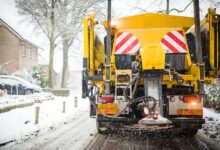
[0, 18, 23, 40]
[0, 18, 38, 48]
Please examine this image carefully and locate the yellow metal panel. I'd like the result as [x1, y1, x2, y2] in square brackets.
[162, 75, 194, 81]
[177, 109, 203, 115]
[209, 8, 215, 70]
[98, 103, 118, 109]
[141, 44, 165, 70]
[115, 70, 132, 74]
[117, 28, 187, 70]
[83, 19, 89, 59]
[104, 13, 194, 30]
[189, 64, 200, 80]
[89, 15, 95, 76]
[96, 108, 119, 115]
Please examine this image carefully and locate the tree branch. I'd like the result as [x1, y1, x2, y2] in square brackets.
[169, 0, 193, 13]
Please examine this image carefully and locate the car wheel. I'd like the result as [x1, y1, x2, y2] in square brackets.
[24, 89, 33, 95]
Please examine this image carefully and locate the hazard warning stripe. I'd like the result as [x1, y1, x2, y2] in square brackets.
[115, 33, 133, 52]
[127, 42, 141, 54]
[174, 30, 185, 42]
[121, 39, 139, 54]
[116, 32, 123, 38]
[116, 32, 129, 45]
[115, 32, 140, 55]
[161, 30, 188, 54]
[116, 36, 137, 54]
[161, 38, 180, 53]
[167, 32, 187, 50]
[163, 35, 186, 53]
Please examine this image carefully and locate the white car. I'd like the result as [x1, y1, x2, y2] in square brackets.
[0, 75, 42, 95]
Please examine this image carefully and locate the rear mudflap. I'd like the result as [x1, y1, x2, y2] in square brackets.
[170, 117, 205, 129]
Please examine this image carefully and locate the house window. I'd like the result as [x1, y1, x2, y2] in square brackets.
[29, 48, 32, 59]
[35, 49, 38, 61]
[22, 46, 26, 57]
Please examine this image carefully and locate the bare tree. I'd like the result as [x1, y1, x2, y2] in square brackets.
[16, 0, 105, 88]
[56, 0, 105, 88]
[130, 0, 193, 14]
[160, 0, 193, 14]
[15, 0, 61, 88]
[168, 1, 193, 14]
[207, 0, 220, 7]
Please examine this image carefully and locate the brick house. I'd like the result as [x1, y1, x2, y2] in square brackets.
[0, 18, 38, 74]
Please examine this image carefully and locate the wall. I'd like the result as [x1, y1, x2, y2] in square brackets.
[0, 26, 20, 74]
[19, 42, 38, 71]
[0, 25, 38, 74]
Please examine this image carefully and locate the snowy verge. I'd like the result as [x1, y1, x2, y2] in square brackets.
[201, 108, 220, 141]
[0, 92, 54, 112]
[0, 95, 90, 145]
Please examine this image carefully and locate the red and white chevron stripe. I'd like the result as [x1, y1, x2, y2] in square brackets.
[161, 30, 188, 53]
[114, 32, 141, 55]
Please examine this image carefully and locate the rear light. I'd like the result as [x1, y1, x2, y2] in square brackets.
[190, 102, 197, 106]
[183, 95, 201, 104]
[153, 111, 159, 120]
[97, 95, 114, 103]
[143, 107, 149, 117]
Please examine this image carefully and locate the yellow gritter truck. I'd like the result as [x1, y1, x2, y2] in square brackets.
[82, 4, 220, 135]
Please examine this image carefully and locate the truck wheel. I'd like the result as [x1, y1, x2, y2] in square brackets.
[96, 115, 110, 134]
[183, 129, 198, 137]
[90, 97, 96, 117]
[189, 129, 198, 136]
[96, 121, 109, 134]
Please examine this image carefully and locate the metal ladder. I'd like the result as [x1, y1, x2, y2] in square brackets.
[115, 70, 132, 114]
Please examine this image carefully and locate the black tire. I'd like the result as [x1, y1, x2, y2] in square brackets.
[24, 89, 33, 95]
[90, 97, 96, 117]
[182, 128, 198, 137]
[189, 129, 198, 136]
[96, 116, 109, 134]
[97, 121, 110, 134]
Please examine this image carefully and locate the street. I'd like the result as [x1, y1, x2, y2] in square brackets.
[3, 111, 96, 150]
[2, 111, 220, 150]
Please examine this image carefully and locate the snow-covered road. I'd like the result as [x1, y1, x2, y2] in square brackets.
[5, 111, 97, 150]
[1, 93, 220, 150]
[0, 93, 98, 150]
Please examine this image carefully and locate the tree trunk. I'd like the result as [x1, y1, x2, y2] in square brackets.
[48, 40, 55, 88]
[166, 0, 170, 14]
[61, 39, 69, 88]
[48, 0, 56, 88]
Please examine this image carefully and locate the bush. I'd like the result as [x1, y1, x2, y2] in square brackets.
[32, 66, 48, 88]
[205, 79, 220, 112]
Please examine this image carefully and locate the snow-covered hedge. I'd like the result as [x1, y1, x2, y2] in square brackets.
[205, 79, 220, 112]
[0, 92, 55, 113]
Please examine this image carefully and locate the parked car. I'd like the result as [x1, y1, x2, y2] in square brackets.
[0, 75, 42, 95]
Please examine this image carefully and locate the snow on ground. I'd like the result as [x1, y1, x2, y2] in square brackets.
[203, 108, 220, 124]
[201, 108, 220, 141]
[0, 92, 54, 109]
[0, 92, 90, 145]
